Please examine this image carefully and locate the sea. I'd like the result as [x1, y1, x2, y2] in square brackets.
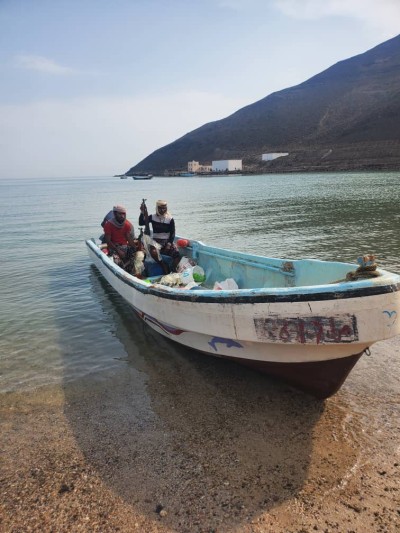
[1, 171, 400, 395]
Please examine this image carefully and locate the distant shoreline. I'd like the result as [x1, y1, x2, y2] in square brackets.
[122, 165, 400, 178]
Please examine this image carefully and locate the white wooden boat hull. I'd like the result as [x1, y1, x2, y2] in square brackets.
[86, 239, 400, 398]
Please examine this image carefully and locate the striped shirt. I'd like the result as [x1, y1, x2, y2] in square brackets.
[139, 213, 175, 243]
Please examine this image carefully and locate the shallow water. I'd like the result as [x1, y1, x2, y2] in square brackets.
[2, 172, 400, 532]
[1, 172, 400, 394]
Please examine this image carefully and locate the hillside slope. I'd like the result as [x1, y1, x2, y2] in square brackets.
[127, 35, 400, 174]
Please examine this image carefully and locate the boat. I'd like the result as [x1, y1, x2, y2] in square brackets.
[132, 174, 153, 180]
[179, 172, 196, 177]
[86, 238, 400, 398]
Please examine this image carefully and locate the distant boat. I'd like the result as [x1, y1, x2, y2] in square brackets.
[85, 237, 400, 399]
[132, 174, 153, 180]
[120, 175, 128, 179]
[179, 172, 196, 177]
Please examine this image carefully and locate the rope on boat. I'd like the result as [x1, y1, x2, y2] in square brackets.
[346, 254, 380, 281]
[331, 254, 381, 283]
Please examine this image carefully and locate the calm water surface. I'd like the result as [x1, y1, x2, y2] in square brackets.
[1, 172, 400, 393]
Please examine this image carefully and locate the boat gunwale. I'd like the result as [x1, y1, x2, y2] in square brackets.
[86, 239, 400, 304]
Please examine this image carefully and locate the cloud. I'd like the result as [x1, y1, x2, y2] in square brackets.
[273, 0, 400, 37]
[0, 91, 247, 178]
[14, 55, 76, 75]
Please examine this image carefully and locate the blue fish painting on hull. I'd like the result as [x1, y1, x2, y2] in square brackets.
[208, 337, 243, 352]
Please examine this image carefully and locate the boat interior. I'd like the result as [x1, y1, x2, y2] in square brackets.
[182, 241, 381, 289]
[96, 239, 384, 290]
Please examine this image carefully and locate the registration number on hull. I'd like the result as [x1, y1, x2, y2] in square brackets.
[254, 314, 359, 344]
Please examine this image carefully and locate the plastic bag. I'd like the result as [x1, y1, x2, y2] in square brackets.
[141, 234, 161, 260]
[182, 281, 198, 290]
[192, 265, 205, 283]
[159, 273, 181, 287]
[180, 268, 194, 285]
[213, 278, 239, 291]
[133, 251, 145, 274]
[176, 256, 196, 273]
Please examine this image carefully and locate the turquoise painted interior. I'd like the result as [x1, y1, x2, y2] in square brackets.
[181, 241, 357, 290]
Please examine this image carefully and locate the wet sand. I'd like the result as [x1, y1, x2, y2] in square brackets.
[1, 336, 399, 532]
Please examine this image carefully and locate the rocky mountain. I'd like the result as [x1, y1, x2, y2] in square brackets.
[127, 34, 400, 175]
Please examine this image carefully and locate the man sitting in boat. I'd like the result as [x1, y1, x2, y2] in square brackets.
[104, 205, 144, 277]
[139, 199, 180, 273]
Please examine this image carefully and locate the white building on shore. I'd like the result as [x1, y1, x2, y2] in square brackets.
[212, 160, 242, 172]
[188, 160, 212, 173]
[188, 160, 200, 172]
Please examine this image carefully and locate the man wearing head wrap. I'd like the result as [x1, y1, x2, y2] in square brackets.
[139, 200, 180, 273]
[104, 205, 145, 277]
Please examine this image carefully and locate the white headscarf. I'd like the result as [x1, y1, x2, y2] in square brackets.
[156, 200, 171, 218]
[110, 204, 127, 228]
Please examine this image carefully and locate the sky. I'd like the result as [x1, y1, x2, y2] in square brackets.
[0, 0, 399, 179]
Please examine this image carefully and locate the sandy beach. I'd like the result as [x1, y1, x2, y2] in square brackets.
[1, 334, 399, 533]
